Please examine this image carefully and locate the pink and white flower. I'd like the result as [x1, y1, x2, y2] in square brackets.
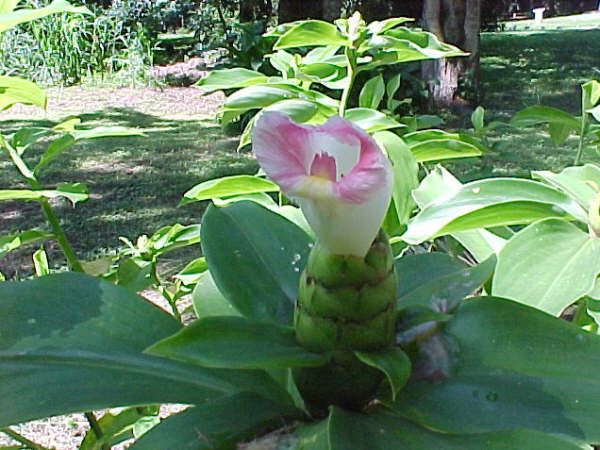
[252, 112, 393, 257]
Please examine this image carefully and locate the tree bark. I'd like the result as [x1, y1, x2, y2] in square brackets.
[421, 0, 481, 109]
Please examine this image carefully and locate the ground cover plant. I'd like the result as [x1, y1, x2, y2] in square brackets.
[4, 6, 600, 449]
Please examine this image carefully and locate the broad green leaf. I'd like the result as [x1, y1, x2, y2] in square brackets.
[181, 175, 278, 205]
[344, 108, 405, 133]
[196, 68, 268, 93]
[367, 17, 413, 34]
[201, 201, 312, 325]
[326, 407, 588, 450]
[0, 273, 290, 426]
[548, 121, 573, 146]
[510, 105, 580, 130]
[532, 164, 600, 210]
[0, 230, 53, 259]
[80, 407, 157, 450]
[130, 393, 301, 450]
[355, 348, 411, 399]
[116, 257, 155, 292]
[302, 45, 340, 64]
[374, 131, 418, 225]
[0, 0, 91, 32]
[493, 218, 600, 315]
[222, 84, 337, 124]
[295, 419, 330, 450]
[402, 178, 587, 244]
[385, 73, 402, 111]
[145, 223, 200, 255]
[275, 20, 349, 49]
[395, 252, 496, 311]
[0, 75, 45, 110]
[582, 80, 600, 111]
[173, 257, 207, 285]
[403, 130, 486, 162]
[9, 127, 50, 155]
[34, 127, 144, 174]
[588, 104, 600, 122]
[147, 316, 328, 369]
[0, 0, 20, 14]
[412, 166, 508, 261]
[192, 271, 241, 319]
[32, 248, 49, 276]
[390, 296, 600, 443]
[359, 74, 385, 109]
[0, 183, 88, 205]
[471, 106, 485, 131]
[263, 99, 321, 123]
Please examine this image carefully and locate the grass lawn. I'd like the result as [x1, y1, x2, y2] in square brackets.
[1, 18, 600, 278]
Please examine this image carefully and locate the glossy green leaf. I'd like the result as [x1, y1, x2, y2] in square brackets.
[34, 127, 144, 174]
[493, 218, 600, 315]
[367, 17, 413, 34]
[192, 271, 241, 318]
[355, 348, 411, 399]
[295, 419, 329, 450]
[325, 407, 588, 450]
[411, 166, 509, 261]
[0, 273, 290, 426]
[80, 407, 158, 450]
[374, 131, 418, 225]
[196, 68, 268, 93]
[0, 0, 91, 32]
[181, 175, 278, 205]
[582, 80, 600, 111]
[0, 75, 45, 110]
[548, 121, 573, 146]
[144, 223, 200, 255]
[344, 108, 405, 133]
[263, 99, 321, 123]
[274, 20, 349, 49]
[402, 129, 486, 162]
[471, 106, 485, 131]
[359, 74, 385, 109]
[385, 73, 402, 111]
[201, 201, 312, 325]
[9, 127, 50, 155]
[173, 257, 207, 285]
[116, 257, 155, 292]
[302, 45, 340, 64]
[390, 296, 600, 443]
[0, 230, 53, 259]
[0, 0, 20, 14]
[588, 104, 600, 122]
[532, 164, 600, 210]
[32, 248, 49, 276]
[0, 183, 88, 205]
[147, 316, 328, 369]
[402, 178, 587, 244]
[395, 252, 496, 311]
[131, 393, 301, 450]
[510, 105, 580, 130]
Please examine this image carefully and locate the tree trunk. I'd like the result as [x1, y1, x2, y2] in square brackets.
[278, 0, 323, 23]
[421, 0, 481, 110]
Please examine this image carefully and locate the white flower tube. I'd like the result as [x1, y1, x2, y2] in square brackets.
[252, 112, 393, 257]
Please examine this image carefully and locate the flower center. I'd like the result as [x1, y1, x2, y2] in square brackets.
[310, 152, 337, 181]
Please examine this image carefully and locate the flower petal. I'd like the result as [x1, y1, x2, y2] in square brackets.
[252, 112, 315, 192]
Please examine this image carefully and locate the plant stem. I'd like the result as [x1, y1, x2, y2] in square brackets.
[84, 412, 110, 450]
[575, 105, 588, 166]
[339, 46, 357, 117]
[1, 138, 84, 272]
[0, 427, 52, 450]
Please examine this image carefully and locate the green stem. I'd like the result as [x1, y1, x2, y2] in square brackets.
[339, 47, 357, 117]
[0, 427, 52, 450]
[1, 138, 83, 272]
[39, 198, 84, 272]
[575, 108, 588, 166]
[84, 412, 110, 450]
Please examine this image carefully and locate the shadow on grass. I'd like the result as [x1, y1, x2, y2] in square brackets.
[0, 106, 257, 276]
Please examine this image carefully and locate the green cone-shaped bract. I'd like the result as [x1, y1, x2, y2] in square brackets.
[293, 230, 397, 410]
